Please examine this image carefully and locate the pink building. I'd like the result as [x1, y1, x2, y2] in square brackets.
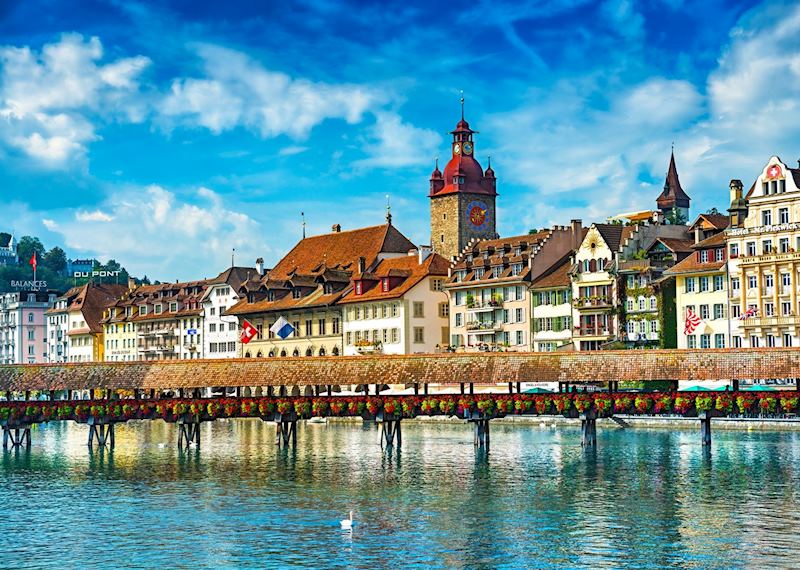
[0, 291, 55, 364]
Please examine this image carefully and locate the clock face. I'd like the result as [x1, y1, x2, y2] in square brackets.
[453, 143, 461, 155]
[462, 142, 473, 155]
[466, 200, 490, 231]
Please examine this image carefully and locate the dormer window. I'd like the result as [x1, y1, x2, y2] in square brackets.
[292, 288, 302, 299]
[154, 304, 163, 315]
[169, 302, 178, 312]
[355, 281, 363, 295]
[699, 250, 708, 263]
[465, 254, 472, 263]
[474, 268, 485, 279]
[511, 263, 522, 276]
[492, 266, 503, 278]
[324, 283, 334, 294]
[139, 305, 147, 316]
[382, 278, 390, 292]
[513, 247, 521, 257]
[267, 291, 275, 301]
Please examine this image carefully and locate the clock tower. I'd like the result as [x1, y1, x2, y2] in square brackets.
[429, 109, 498, 260]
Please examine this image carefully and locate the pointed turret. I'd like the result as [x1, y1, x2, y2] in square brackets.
[657, 151, 691, 222]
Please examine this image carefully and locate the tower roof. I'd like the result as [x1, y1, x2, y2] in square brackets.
[657, 151, 691, 209]
[430, 115, 497, 198]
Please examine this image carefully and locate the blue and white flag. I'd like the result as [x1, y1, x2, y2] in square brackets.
[270, 316, 295, 340]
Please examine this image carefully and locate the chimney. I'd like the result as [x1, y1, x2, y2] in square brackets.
[358, 256, 366, 274]
[127, 277, 136, 291]
[570, 219, 582, 250]
[255, 257, 264, 276]
[729, 179, 743, 204]
[332, 224, 341, 233]
[418, 245, 432, 264]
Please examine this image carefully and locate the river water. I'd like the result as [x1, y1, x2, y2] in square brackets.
[3, 419, 800, 569]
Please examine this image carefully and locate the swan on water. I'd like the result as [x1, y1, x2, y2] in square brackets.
[340, 511, 353, 530]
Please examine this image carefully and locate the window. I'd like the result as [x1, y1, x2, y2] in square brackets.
[516, 286, 525, 301]
[780, 238, 790, 253]
[431, 278, 444, 292]
[455, 313, 463, 327]
[763, 240, 772, 254]
[650, 320, 658, 333]
[713, 275, 724, 291]
[292, 321, 300, 335]
[305, 320, 313, 336]
[28, 345, 34, 355]
[627, 299, 634, 312]
[765, 274, 774, 290]
[438, 303, 449, 318]
[140, 305, 148, 316]
[714, 334, 725, 349]
[391, 328, 399, 343]
[685, 278, 696, 293]
[345, 332, 352, 345]
[391, 304, 399, 318]
[699, 304, 709, 319]
[154, 304, 162, 315]
[715, 249, 724, 262]
[733, 336, 743, 348]
[713, 304, 724, 320]
[515, 308, 523, 323]
[782, 301, 791, 316]
[474, 268, 485, 279]
[413, 302, 424, 318]
[784, 334, 793, 348]
[751, 336, 760, 348]
[700, 250, 709, 263]
[748, 275, 757, 289]
[332, 318, 340, 334]
[765, 303, 775, 316]
[767, 335, 777, 348]
[492, 266, 503, 278]
[27, 312, 34, 323]
[746, 242, 756, 256]
[516, 330, 524, 345]
[729, 243, 739, 258]
[27, 329, 34, 340]
[511, 263, 522, 276]
[169, 302, 178, 312]
[782, 273, 791, 289]
[209, 323, 217, 332]
[699, 277, 709, 292]
[229, 322, 236, 331]
[318, 319, 326, 336]
[687, 335, 697, 349]
[762, 210, 772, 226]
[700, 334, 711, 349]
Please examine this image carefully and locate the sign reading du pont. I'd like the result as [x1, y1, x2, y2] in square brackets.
[73, 270, 123, 278]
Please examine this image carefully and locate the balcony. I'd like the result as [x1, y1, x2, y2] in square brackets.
[740, 315, 800, 329]
[466, 300, 504, 312]
[466, 320, 504, 332]
[738, 250, 800, 266]
[575, 325, 614, 337]
[573, 296, 613, 310]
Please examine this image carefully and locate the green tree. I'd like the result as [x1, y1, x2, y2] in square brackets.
[43, 247, 67, 273]
[16, 236, 44, 267]
[665, 207, 687, 225]
[706, 207, 720, 215]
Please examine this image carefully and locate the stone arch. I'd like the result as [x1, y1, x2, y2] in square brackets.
[290, 386, 301, 397]
[244, 352, 251, 358]
[292, 348, 300, 357]
[303, 386, 314, 396]
[318, 347, 326, 356]
[305, 347, 313, 357]
[280, 349, 287, 357]
[268, 350, 275, 357]
[332, 346, 339, 356]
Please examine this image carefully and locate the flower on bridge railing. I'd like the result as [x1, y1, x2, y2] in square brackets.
[476, 398, 496, 415]
[695, 396, 713, 413]
[330, 399, 346, 415]
[258, 400, 275, 416]
[614, 395, 633, 413]
[673, 396, 692, 414]
[759, 396, 776, 414]
[438, 398, 456, 415]
[240, 400, 257, 417]
[653, 394, 672, 414]
[534, 397, 551, 415]
[553, 395, 571, 414]
[736, 394, 754, 414]
[715, 394, 734, 414]
[312, 399, 329, 416]
[780, 395, 798, 414]
[634, 395, 651, 413]
[294, 400, 312, 418]
[594, 395, 612, 415]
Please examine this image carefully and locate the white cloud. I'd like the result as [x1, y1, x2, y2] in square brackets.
[354, 112, 442, 169]
[160, 44, 378, 139]
[46, 185, 262, 280]
[278, 145, 309, 156]
[75, 210, 114, 222]
[0, 33, 150, 166]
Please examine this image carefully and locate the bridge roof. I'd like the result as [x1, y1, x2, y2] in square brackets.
[0, 349, 796, 391]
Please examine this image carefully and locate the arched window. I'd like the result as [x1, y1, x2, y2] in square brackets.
[589, 259, 597, 272]
[332, 346, 339, 356]
[256, 351, 263, 358]
[280, 349, 287, 357]
[268, 350, 275, 357]
[319, 347, 326, 356]
[305, 348, 312, 357]
[292, 348, 300, 357]
[244, 352, 251, 358]
[27, 312, 34, 323]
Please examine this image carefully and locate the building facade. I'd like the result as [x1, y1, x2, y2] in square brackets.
[429, 113, 498, 261]
[340, 249, 450, 355]
[0, 291, 55, 364]
[227, 223, 416, 359]
[727, 156, 800, 348]
[202, 265, 260, 359]
[446, 223, 583, 351]
[530, 257, 573, 352]
[0, 233, 17, 266]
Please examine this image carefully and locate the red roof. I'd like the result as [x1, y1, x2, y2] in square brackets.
[339, 253, 449, 304]
[657, 152, 691, 209]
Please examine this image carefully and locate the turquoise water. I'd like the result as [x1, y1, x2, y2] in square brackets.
[3, 419, 800, 569]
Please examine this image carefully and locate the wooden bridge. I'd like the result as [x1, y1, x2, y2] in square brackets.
[1, 349, 798, 451]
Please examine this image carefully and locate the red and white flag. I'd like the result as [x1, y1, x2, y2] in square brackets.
[29, 252, 37, 272]
[684, 308, 702, 335]
[240, 319, 258, 344]
[739, 306, 759, 321]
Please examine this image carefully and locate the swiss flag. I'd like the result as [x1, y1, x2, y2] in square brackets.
[29, 252, 37, 272]
[240, 319, 258, 344]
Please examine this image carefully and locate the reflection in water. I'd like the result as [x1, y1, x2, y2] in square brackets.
[2, 420, 800, 568]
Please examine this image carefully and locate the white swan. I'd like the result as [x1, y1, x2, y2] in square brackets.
[340, 510, 353, 530]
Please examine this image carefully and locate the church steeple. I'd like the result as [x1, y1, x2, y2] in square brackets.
[656, 150, 691, 222]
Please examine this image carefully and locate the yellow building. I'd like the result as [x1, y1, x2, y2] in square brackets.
[727, 156, 800, 348]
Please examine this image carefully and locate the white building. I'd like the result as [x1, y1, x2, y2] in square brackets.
[47, 294, 71, 363]
[339, 248, 450, 355]
[0, 291, 55, 364]
[531, 257, 574, 351]
[202, 265, 260, 358]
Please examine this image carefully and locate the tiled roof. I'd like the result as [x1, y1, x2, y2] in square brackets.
[657, 151, 691, 208]
[270, 224, 414, 280]
[339, 253, 449, 304]
[691, 214, 729, 231]
[594, 224, 625, 252]
[530, 256, 571, 290]
[48, 283, 127, 333]
[3, 349, 800, 390]
[226, 224, 416, 316]
[654, 237, 695, 253]
[663, 253, 724, 276]
[692, 232, 726, 249]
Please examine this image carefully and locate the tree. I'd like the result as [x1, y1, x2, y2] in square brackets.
[665, 207, 687, 225]
[43, 247, 67, 273]
[16, 236, 44, 266]
[706, 207, 720, 215]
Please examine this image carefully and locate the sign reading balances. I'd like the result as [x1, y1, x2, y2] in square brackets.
[10, 280, 47, 290]
[466, 200, 490, 232]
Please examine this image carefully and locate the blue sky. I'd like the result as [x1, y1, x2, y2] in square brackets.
[1, 0, 798, 280]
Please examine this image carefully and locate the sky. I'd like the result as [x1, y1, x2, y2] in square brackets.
[1, 0, 798, 281]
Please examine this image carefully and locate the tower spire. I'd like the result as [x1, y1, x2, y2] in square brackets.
[460, 90, 465, 120]
[301, 211, 306, 239]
